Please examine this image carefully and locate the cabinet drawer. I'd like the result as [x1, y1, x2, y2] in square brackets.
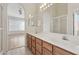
[43, 41, 52, 52]
[36, 50, 41, 55]
[43, 48, 52, 55]
[36, 44, 42, 53]
[32, 47, 36, 54]
[36, 38, 42, 45]
[53, 46, 73, 55]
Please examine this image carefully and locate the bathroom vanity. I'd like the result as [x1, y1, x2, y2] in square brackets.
[26, 32, 79, 55]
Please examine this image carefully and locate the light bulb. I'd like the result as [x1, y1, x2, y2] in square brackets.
[43, 3, 46, 6]
[50, 3, 53, 6]
[41, 4, 44, 8]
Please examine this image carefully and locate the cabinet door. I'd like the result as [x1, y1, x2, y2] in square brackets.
[36, 38, 42, 54]
[53, 46, 74, 55]
[27, 34, 32, 50]
[32, 47, 36, 54]
[36, 38, 42, 45]
[32, 36, 36, 48]
[36, 44, 42, 54]
[43, 41, 52, 52]
[36, 50, 41, 55]
[43, 48, 52, 55]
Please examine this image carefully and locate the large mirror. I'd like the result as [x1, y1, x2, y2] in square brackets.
[50, 3, 68, 34]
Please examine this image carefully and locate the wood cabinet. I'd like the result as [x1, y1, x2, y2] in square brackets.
[27, 34, 32, 50]
[27, 33, 76, 55]
[32, 47, 36, 54]
[36, 50, 41, 55]
[53, 46, 75, 55]
[36, 38, 42, 45]
[32, 36, 36, 48]
[43, 48, 52, 55]
[43, 41, 53, 55]
[31, 36, 36, 54]
[36, 38, 42, 55]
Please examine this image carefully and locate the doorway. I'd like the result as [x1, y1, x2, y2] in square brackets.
[7, 4, 26, 51]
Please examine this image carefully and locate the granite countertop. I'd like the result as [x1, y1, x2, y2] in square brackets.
[27, 32, 79, 55]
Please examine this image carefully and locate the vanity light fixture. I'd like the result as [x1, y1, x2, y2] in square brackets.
[40, 3, 46, 9]
[40, 3, 53, 11]
[41, 4, 44, 8]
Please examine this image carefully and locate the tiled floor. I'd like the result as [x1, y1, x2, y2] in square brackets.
[7, 34, 32, 55]
[8, 34, 25, 50]
[6, 47, 32, 55]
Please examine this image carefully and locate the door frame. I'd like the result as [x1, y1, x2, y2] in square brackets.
[0, 4, 8, 54]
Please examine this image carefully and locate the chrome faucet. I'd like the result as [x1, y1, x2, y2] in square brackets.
[62, 36, 69, 41]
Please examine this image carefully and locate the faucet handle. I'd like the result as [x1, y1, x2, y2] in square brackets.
[62, 36, 69, 41]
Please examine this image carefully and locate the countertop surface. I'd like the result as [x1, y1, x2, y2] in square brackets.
[27, 32, 79, 55]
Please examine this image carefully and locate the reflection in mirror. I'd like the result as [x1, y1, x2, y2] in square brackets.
[74, 10, 79, 36]
[50, 3, 68, 34]
[52, 15, 67, 34]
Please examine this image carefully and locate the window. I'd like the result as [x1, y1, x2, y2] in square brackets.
[8, 16, 25, 32]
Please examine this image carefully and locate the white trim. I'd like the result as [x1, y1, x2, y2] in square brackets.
[8, 15, 24, 20]
[53, 15, 67, 19]
[1, 3, 8, 53]
[7, 4, 27, 52]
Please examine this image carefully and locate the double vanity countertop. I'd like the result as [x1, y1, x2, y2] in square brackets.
[27, 32, 79, 55]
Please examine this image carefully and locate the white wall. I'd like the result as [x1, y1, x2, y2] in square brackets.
[7, 3, 24, 18]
